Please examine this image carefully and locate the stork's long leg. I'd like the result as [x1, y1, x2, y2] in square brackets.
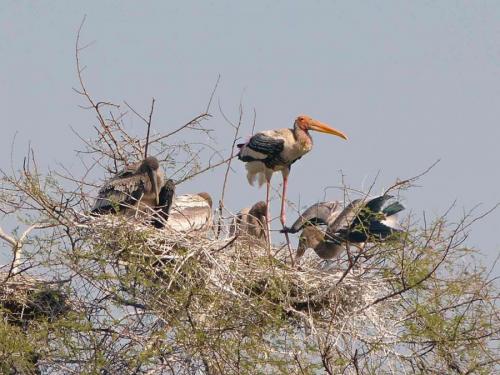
[265, 178, 271, 245]
[280, 174, 288, 226]
[280, 172, 295, 266]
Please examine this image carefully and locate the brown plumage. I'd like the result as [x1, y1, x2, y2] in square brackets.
[237, 115, 347, 239]
[231, 201, 268, 241]
[92, 157, 175, 225]
[297, 225, 342, 260]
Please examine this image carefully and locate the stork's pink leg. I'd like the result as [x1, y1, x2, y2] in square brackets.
[280, 173, 295, 266]
[280, 174, 288, 226]
[262, 178, 270, 243]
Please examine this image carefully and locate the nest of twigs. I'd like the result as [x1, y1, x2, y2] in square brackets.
[0, 273, 70, 326]
[80, 215, 395, 333]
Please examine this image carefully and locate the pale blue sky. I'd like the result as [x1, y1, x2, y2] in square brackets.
[1, 1, 499, 272]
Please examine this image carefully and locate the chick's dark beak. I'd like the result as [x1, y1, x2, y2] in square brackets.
[148, 170, 160, 206]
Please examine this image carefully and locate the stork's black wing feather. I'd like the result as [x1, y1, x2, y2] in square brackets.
[364, 195, 392, 213]
[348, 195, 392, 228]
[248, 133, 284, 155]
[333, 195, 405, 243]
[382, 201, 405, 217]
[152, 179, 176, 228]
[238, 133, 285, 163]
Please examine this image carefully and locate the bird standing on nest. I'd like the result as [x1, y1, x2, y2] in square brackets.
[237, 115, 348, 239]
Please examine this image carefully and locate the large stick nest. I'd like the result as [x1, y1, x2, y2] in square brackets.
[78, 214, 397, 337]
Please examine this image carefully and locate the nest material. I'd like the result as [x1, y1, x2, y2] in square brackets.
[0, 273, 69, 325]
[83, 215, 395, 330]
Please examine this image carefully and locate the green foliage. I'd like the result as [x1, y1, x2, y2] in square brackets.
[0, 321, 38, 374]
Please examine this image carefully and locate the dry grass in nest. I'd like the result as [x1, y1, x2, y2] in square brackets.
[80, 214, 396, 337]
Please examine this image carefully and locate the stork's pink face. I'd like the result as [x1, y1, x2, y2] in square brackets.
[295, 115, 348, 140]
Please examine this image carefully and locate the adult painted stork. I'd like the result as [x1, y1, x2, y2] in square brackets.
[237, 115, 347, 232]
[165, 192, 213, 233]
[92, 156, 175, 227]
[230, 201, 267, 241]
[282, 195, 405, 261]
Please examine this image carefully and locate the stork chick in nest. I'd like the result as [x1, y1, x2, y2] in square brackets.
[231, 201, 268, 242]
[165, 192, 213, 233]
[283, 195, 405, 262]
[92, 156, 175, 228]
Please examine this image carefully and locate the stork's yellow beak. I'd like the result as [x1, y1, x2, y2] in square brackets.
[308, 119, 348, 140]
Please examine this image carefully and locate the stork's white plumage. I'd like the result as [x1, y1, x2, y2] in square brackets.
[165, 192, 213, 233]
[237, 115, 348, 241]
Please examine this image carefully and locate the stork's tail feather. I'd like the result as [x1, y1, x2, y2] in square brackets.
[365, 198, 405, 239]
[382, 201, 405, 217]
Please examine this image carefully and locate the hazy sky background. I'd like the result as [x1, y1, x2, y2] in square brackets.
[1, 1, 499, 273]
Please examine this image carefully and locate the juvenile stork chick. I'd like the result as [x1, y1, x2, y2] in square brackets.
[165, 192, 213, 233]
[284, 195, 405, 262]
[231, 201, 268, 241]
[92, 157, 175, 226]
